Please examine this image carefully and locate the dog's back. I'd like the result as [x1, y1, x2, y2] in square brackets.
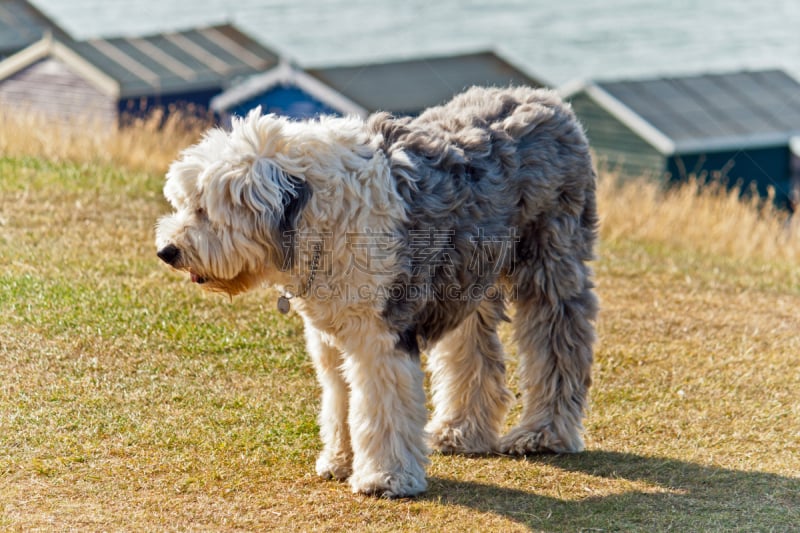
[372, 85, 593, 221]
[371, 86, 596, 347]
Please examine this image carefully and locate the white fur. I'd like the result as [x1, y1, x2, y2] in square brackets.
[157, 110, 428, 497]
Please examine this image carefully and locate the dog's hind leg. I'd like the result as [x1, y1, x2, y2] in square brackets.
[499, 204, 598, 455]
[426, 297, 512, 454]
[306, 324, 353, 481]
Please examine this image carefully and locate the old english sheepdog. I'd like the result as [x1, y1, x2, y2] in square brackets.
[155, 86, 598, 498]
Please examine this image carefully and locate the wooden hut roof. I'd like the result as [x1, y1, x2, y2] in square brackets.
[0, 23, 280, 99]
[306, 50, 545, 116]
[563, 70, 800, 154]
[71, 24, 280, 98]
[0, 0, 69, 56]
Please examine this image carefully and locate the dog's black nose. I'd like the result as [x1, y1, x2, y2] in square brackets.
[157, 244, 180, 266]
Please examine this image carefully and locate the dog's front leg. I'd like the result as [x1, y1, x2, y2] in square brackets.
[341, 331, 429, 498]
[306, 324, 353, 481]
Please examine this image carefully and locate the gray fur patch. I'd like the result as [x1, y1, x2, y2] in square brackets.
[372, 86, 597, 346]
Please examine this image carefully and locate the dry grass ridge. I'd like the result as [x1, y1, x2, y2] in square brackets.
[1, 109, 798, 531]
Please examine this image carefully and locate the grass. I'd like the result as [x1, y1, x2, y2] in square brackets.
[1, 113, 799, 531]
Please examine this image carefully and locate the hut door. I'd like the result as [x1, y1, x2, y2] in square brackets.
[791, 137, 800, 212]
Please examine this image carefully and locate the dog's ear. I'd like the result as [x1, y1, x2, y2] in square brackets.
[275, 172, 312, 271]
[237, 158, 312, 270]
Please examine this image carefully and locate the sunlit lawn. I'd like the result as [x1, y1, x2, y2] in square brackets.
[1, 151, 798, 531]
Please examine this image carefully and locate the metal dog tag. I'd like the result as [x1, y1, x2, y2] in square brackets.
[277, 296, 291, 314]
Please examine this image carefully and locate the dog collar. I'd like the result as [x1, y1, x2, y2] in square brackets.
[277, 242, 321, 314]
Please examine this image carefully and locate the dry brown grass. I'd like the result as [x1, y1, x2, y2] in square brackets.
[0, 106, 207, 175]
[599, 171, 800, 263]
[1, 113, 798, 531]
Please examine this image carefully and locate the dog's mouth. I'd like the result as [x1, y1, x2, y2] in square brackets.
[190, 271, 207, 284]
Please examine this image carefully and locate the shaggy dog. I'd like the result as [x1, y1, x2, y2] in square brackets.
[155, 86, 598, 498]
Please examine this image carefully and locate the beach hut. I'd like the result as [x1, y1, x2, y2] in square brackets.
[211, 60, 367, 122]
[0, 24, 280, 125]
[0, 0, 70, 58]
[562, 70, 800, 209]
[305, 50, 545, 116]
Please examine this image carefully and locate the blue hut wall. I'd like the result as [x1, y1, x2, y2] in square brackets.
[229, 85, 339, 119]
[666, 146, 792, 208]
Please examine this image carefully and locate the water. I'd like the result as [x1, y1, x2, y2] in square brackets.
[31, 0, 800, 86]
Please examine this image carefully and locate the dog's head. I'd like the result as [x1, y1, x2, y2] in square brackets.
[155, 109, 311, 295]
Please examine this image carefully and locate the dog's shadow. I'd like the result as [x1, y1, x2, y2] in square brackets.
[421, 450, 798, 531]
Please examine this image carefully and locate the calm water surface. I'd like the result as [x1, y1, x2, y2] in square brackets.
[32, 0, 800, 85]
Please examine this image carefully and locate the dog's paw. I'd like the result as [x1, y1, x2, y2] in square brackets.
[348, 469, 427, 498]
[315, 452, 352, 481]
[498, 425, 584, 455]
[426, 421, 495, 455]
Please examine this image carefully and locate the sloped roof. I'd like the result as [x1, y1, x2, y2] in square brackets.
[0, 0, 69, 56]
[0, 24, 280, 99]
[70, 24, 280, 98]
[0, 33, 117, 94]
[306, 50, 545, 115]
[564, 70, 800, 154]
[210, 61, 367, 117]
